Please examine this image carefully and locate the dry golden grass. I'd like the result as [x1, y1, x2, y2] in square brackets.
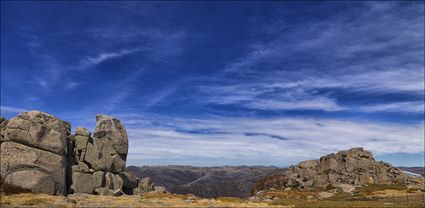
[217, 196, 244, 203]
[1, 193, 59, 206]
[260, 185, 425, 208]
[1, 187, 424, 208]
[272, 199, 425, 208]
[1, 192, 287, 207]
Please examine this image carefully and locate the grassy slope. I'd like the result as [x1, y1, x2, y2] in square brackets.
[1, 186, 424, 208]
[1, 193, 282, 208]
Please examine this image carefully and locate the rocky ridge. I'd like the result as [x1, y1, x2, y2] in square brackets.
[252, 148, 423, 194]
[0, 111, 166, 196]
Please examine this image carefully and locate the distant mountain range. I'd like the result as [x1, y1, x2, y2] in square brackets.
[126, 165, 285, 198]
[398, 167, 425, 177]
[126, 165, 424, 198]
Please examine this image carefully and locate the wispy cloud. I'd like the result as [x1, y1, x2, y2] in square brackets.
[245, 98, 344, 111]
[141, 77, 192, 110]
[198, 70, 424, 113]
[121, 113, 424, 166]
[38, 80, 50, 91]
[98, 68, 145, 113]
[2, 2, 423, 167]
[0, 106, 30, 115]
[19, 31, 42, 49]
[82, 48, 141, 68]
[64, 82, 79, 91]
[200, 2, 424, 113]
[356, 101, 424, 113]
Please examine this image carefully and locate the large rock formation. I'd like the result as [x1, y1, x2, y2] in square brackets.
[68, 114, 129, 195]
[1, 111, 165, 196]
[1, 111, 70, 195]
[252, 148, 423, 193]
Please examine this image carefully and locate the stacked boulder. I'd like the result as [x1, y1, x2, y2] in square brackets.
[0, 111, 70, 195]
[68, 114, 128, 195]
[1, 111, 166, 196]
[253, 147, 422, 193]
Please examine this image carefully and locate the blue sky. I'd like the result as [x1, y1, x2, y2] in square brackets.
[1, 1, 424, 167]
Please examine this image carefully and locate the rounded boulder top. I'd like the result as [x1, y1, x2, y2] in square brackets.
[3, 110, 71, 156]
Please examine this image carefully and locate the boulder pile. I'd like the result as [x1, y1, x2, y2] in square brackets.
[253, 147, 423, 193]
[0, 111, 166, 196]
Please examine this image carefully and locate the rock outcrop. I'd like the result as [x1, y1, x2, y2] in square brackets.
[252, 147, 423, 193]
[1, 111, 70, 195]
[1, 111, 166, 196]
[68, 114, 129, 195]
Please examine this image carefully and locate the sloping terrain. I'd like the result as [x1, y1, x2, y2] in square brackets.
[126, 165, 285, 198]
[2, 188, 424, 208]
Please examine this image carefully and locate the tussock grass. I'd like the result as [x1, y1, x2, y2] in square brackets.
[357, 184, 407, 194]
[217, 196, 244, 203]
[1, 192, 285, 207]
[1, 193, 60, 206]
[263, 184, 425, 208]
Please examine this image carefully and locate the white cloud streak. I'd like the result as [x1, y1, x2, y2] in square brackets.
[83, 48, 141, 67]
[206, 2, 424, 113]
[122, 114, 425, 166]
[0, 106, 30, 115]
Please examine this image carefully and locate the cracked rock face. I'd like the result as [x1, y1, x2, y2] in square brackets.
[1, 111, 70, 195]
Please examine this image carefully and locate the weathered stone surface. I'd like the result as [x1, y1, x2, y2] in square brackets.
[84, 142, 102, 170]
[3, 111, 70, 155]
[318, 192, 334, 199]
[84, 134, 126, 173]
[335, 184, 356, 193]
[283, 147, 410, 189]
[94, 188, 114, 196]
[113, 174, 124, 190]
[110, 154, 126, 173]
[0, 116, 8, 142]
[103, 172, 124, 191]
[75, 127, 90, 137]
[72, 172, 94, 194]
[1, 111, 164, 196]
[94, 114, 128, 155]
[92, 171, 105, 189]
[93, 187, 123, 196]
[299, 160, 318, 169]
[133, 177, 154, 194]
[75, 135, 89, 151]
[0, 116, 6, 124]
[72, 161, 90, 173]
[1, 141, 67, 195]
[113, 189, 124, 196]
[153, 186, 167, 193]
[121, 171, 139, 190]
[253, 147, 422, 194]
[105, 172, 115, 189]
[4, 170, 56, 195]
